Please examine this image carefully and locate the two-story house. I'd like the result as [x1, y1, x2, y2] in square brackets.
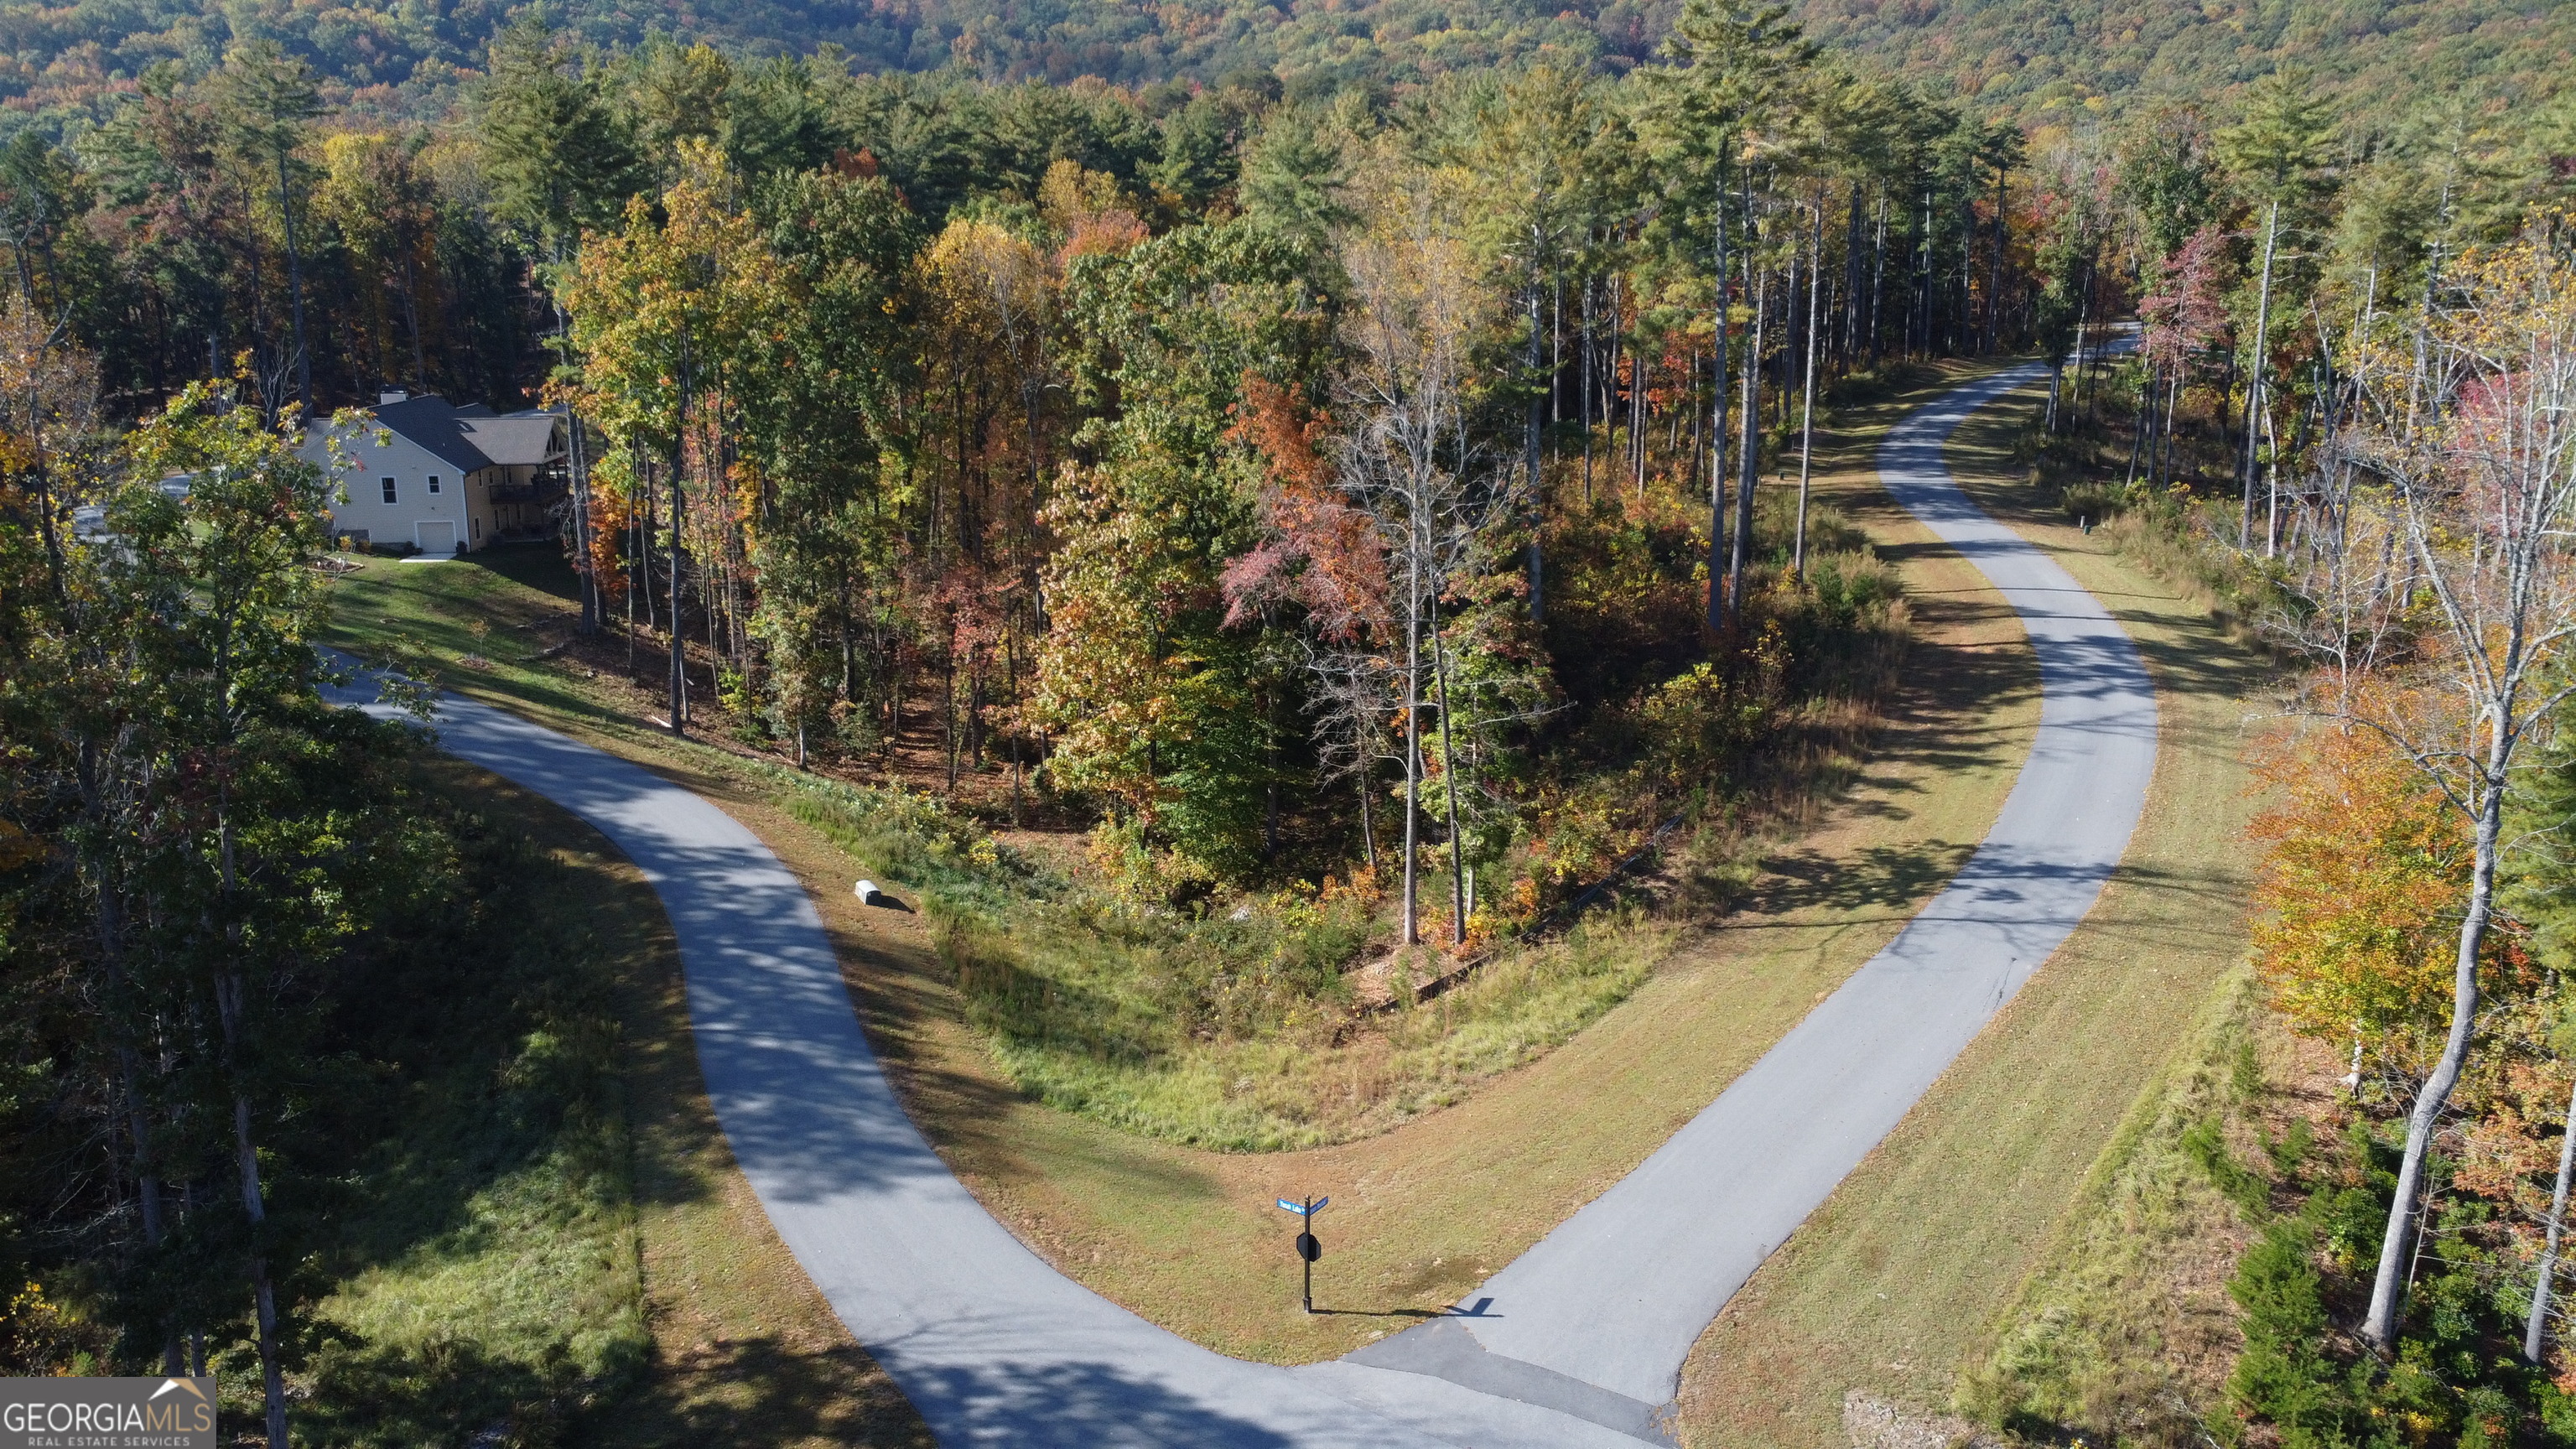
[302, 392, 570, 555]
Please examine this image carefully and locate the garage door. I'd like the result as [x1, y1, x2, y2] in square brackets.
[416, 520, 458, 555]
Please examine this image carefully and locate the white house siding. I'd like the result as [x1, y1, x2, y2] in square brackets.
[300, 424, 486, 553]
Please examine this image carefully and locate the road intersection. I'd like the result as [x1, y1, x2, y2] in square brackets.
[333, 357, 2157, 1446]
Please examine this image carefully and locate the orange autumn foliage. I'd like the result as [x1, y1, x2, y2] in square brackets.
[2454, 1053, 2573, 1228]
[2248, 727, 2528, 1059]
[1219, 373, 1389, 645]
[584, 475, 632, 609]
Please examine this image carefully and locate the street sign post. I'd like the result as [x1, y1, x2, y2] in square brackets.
[1275, 1195, 1329, 1313]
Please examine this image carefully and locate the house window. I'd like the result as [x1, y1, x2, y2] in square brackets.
[428, 475, 441, 495]
[381, 477, 397, 503]
[471, 517, 480, 539]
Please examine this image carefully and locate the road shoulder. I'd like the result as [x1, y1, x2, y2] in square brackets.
[1675, 374, 2265, 1448]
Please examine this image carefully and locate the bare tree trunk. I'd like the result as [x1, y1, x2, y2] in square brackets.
[1606, 270, 1623, 490]
[2366, 778, 2502, 1348]
[1526, 272, 1545, 626]
[1581, 269, 1596, 505]
[2526, 1070, 2576, 1361]
[1983, 164, 2005, 355]
[1358, 759, 1377, 870]
[278, 152, 310, 416]
[215, 974, 288, 1449]
[1632, 345, 1649, 496]
[568, 407, 598, 632]
[2264, 406, 2283, 557]
[2405, 186, 2450, 442]
[2240, 197, 2279, 550]
[670, 327, 691, 734]
[1430, 587, 1466, 945]
[1730, 256, 1767, 622]
[2125, 367, 2149, 487]
[1400, 539, 1422, 947]
[1870, 193, 1887, 366]
[2071, 257, 2094, 421]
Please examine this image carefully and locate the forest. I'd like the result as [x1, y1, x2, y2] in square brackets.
[3, 0, 2576, 1440]
[0, 0, 2566, 130]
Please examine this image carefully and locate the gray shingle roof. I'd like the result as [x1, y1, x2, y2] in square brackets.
[457, 414, 563, 467]
[330, 396, 565, 474]
[367, 396, 495, 473]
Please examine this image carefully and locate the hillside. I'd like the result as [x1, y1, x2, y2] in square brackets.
[1796, 0, 2576, 117]
[0, 0, 2564, 125]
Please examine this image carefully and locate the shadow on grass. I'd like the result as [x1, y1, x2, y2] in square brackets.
[294, 1335, 584, 1449]
[1943, 398, 2271, 713]
[293, 758, 691, 1445]
[1715, 853, 2251, 948]
[1754, 839, 1980, 915]
[463, 541, 582, 605]
[585, 1333, 934, 1448]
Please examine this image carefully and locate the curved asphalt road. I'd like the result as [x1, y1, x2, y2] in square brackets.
[332, 356, 2156, 1446]
[1345, 352, 2158, 1426]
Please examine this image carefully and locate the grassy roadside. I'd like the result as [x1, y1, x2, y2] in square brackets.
[1673, 376, 2268, 1447]
[319, 358, 2054, 1368]
[1950, 969, 2270, 1444]
[303, 749, 931, 1446]
[554, 760, 935, 1449]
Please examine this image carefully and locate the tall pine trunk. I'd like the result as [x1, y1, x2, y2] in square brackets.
[1869, 193, 1887, 366]
[1430, 586, 1466, 946]
[1706, 174, 1733, 634]
[213, 801, 288, 1448]
[278, 152, 310, 415]
[1526, 270, 1545, 626]
[669, 325, 691, 734]
[1580, 268, 1596, 503]
[550, 248, 601, 635]
[222, 1052, 289, 1449]
[1730, 247, 1767, 624]
[1983, 164, 2006, 354]
[1400, 529, 1422, 947]
[1793, 205, 1821, 582]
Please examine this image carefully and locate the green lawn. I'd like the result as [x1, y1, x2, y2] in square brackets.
[288, 751, 652, 1446]
[276, 718, 929, 1444]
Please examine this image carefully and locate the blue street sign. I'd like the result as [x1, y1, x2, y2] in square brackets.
[1277, 1195, 1332, 1313]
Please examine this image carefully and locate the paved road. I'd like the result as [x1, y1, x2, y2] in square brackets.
[320, 681, 1539, 1448]
[331, 356, 2156, 1446]
[1350, 354, 2158, 1420]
